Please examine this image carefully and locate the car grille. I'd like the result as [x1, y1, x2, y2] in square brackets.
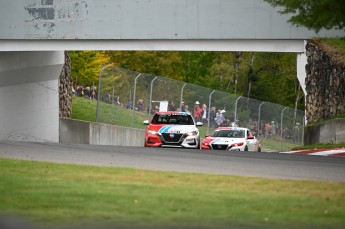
[211, 144, 228, 150]
[162, 133, 183, 143]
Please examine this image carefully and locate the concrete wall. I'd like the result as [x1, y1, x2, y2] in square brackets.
[304, 119, 345, 145]
[60, 118, 145, 147]
[1, 0, 344, 40]
[0, 51, 64, 142]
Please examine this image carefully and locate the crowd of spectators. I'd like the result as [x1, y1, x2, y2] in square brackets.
[165, 100, 235, 128]
[73, 85, 97, 99]
[72, 86, 300, 143]
[257, 120, 300, 142]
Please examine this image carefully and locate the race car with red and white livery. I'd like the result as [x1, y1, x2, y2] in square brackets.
[143, 112, 203, 148]
[201, 127, 261, 151]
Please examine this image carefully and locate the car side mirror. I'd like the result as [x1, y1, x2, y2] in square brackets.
[196, 122, 203, 126]
[247, 136, 254, 139]
[143, 120, 150, 125]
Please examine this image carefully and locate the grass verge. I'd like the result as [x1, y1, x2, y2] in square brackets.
[322, 38, 345, 57]
[292, 143, 345, 151]
[0, 158, 344, 229]
[71, 96, 150, 129]
[258, 137, 301, 152]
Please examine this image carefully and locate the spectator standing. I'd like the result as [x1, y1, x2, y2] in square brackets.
[90, 86, 97, 100]
[264, 122, 271, 139]
[201, 104, 208, 125]
[113, 96, 121, 106]
[184, 105, 190, 114]
[293, 123, 300, 143]
[216, 110, 225, 127]
[77, 85, 84, 97]
[126, 100, 133, 109]
[193, 101, 202, 122]
[84, 86, 91, 98]
[153, 105, 159, 113]
[168, 101, 176, 111]
[137, 99, 145, 112]
[210, 107, 217, 128]
[283, 128, 291, 140]
[270, 121, 277, 137]
[103, 93, 111, 103]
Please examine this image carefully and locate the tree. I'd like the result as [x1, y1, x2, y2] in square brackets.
[106, 51, 182, 80]
[264, 0, 345, 32]
[70, 50, 304, 110]
[69, 51, 110, 87]
[247, 52, 257, 99]
[227, 52, 242, 94]
[178, 51, 214, 84]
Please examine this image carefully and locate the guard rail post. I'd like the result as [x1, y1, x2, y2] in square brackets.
[96, 65, 109, 123]
[280, 107, 287, 151]
[131, 73, 142, 128]
[148, 76, 158, 116]
[207, 90, 215, 133]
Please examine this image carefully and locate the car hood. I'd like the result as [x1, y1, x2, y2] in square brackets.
[206, 137, 246, 144]
[148, 124, 198, 134]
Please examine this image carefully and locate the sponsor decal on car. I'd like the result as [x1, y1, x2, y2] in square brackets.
[210, 138, 230, 145]
[158, 125, 193, 134]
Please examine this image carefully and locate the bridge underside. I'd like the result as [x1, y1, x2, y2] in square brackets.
[0, 39, 307, 142]
[0, 39, 305, 52]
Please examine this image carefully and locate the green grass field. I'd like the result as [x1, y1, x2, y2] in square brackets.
[1, 158, 344, 229]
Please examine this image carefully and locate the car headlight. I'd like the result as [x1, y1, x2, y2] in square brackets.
[186, 131, 198, 136]
[148, 130, 160, 135]
[231, 142, 244, 147]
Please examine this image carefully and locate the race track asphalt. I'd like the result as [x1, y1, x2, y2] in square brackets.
[0, 140, 344, 182]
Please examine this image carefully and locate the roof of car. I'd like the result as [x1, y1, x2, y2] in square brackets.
[215, 127, 247, 130]
[155, 111, 190, 115]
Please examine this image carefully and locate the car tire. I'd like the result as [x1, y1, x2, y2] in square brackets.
[244, 146, 248, 151]
[258, 147, 261, 152]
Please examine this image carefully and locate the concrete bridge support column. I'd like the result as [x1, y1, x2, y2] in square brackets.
[0, 51, 64, 142]
[297, 40, 308, 126]
[297, 43, 308, 96]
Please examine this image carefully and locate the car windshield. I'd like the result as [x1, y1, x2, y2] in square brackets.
[151, 113, 194, 125]
[211, 129, 245, 138]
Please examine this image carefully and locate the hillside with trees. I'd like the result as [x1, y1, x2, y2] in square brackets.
[69, 50, 304, 110]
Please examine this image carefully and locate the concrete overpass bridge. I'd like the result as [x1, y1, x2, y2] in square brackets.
[0, 0, 344, 142]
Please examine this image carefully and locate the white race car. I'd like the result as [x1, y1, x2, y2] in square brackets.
[201, 127, 261, 151]
[143, 112, 203, 148]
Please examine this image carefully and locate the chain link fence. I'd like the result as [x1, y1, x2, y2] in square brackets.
[95, 66, 305, 147]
